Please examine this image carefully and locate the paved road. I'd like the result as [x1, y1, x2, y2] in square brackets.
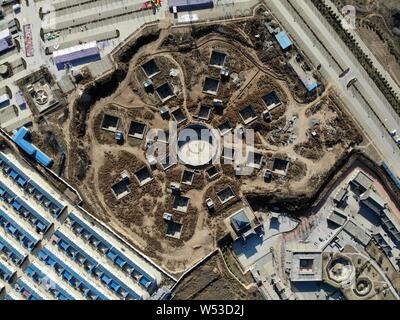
[296, 0, 400, 135]
[266, 0, 400, 177]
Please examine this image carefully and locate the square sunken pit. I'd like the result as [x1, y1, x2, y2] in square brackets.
[171, 108, 187, 125]
[173, 195, 190, 214]
[239, 105, 259, 125]
[160, 155, 177, 171]
[111, 180, 131, 200]
[101, 114, 120, 132]
[156, 83, 174, 103]
[181, 170, 195, 186]
[209, 51, 227, 68]
[217, 186, 236, 205]
[166, 220, 183, 239]
[247, 152, 264, 169]
[206, 166, 220, 180]
[128, 120, 147, 140]
[273, 158, 290, 176]
[217, 120, 233, 136]
[197, 105, 212, 121]
[141, 59, 160, 78]
[134, 166, 153, 186]
[261, 91, 282, 111]
[203, 77, 220, 96]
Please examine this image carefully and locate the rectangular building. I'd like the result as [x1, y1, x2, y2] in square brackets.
[0, 28, 13, 55]
[275, 31, 293, 51]
[53, 42, 101, 71]
[12, 127, 53, 168]
[289, 246, 322, 282]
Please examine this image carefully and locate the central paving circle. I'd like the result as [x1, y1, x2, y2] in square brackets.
[177, 124, 219, 167]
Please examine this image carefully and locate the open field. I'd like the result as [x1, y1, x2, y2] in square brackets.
[172, 253, 262, 300]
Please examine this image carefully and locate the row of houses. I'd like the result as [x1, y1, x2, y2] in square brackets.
[0, 148, 165, 300]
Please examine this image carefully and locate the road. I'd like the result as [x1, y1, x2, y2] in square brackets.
[324, 0, 400, 99]
[265, 0, 400, 177]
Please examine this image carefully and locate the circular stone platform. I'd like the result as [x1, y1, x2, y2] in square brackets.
[355, 278, 372, 297]
[177, 124, 219, 167]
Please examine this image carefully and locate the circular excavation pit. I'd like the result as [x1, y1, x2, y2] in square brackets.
[177, 124, 219, 167]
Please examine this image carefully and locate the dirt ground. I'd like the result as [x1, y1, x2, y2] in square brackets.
[172, 253, 262, 300]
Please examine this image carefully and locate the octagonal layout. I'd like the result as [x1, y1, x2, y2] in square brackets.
[177, 124, 219, 167]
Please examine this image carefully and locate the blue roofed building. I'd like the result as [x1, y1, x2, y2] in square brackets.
[0, 149, 165, 300]
[0, 259, 16, 282]
[288, 56, 319, 93]
[275, 31, 293, 51]
[12, 127, 53, 168]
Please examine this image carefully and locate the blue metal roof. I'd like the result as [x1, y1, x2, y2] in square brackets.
[0, 259, 15, 282]
[16, 278, 45, 300]
[53, 44, 100, 71]
[0, 153, 29, 182]
[95, 264, 142, 300]
[0, 180, 17, 200]
[305, 81, 318, 92]
[168, 0, 214, 12]
[25, 264, 76, 300]
[0, 209, 39, 251]
[68, 212, 113, 252]
[275, 31, 293, 50]
[12, 127, 29, 143]
[38, 248, 109, 300]
[54, 230, 98, 270]
[34, 149, 53, 167]
[0, 234, 26, 266]
[12, 127, 53, 168]
[107, 247, 156, 291]
[27, 180, 65, 218]
[0, 180, 51, 233]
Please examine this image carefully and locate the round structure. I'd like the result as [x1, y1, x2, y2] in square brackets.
[177, 124, 219, 167]
[354, 278, 372, 297]
[35, 89, 49, 105]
